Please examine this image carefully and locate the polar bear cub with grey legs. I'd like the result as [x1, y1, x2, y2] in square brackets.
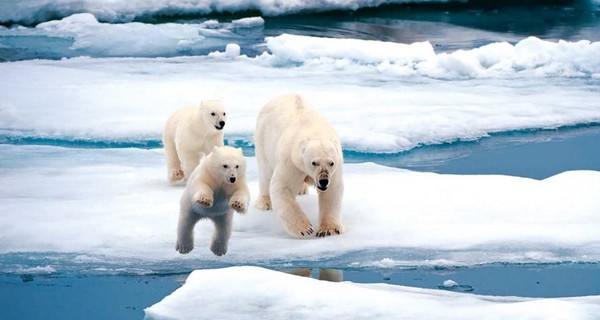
[254, 94, 344, 238]
[176, 146, 250, 256]
[162, 100, 227, 183]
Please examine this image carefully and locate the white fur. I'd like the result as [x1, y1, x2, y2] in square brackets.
[176, 146, 250, 256]
[162, 100, 227, 183]
[254, 94, 344, 237]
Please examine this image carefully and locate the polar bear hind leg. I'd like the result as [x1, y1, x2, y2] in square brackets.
[176, 203, 201, 254]
[254, 146, 274, 210]
[209, 211, 233, 256]
[164, 136, 184, 183]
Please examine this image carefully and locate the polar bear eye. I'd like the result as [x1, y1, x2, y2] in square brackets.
[330, 162, 335, 167]
[223, 164, 228, 169]
[223, 112, 226, 116]
[235, 165, 239, 168]
[311, 161, 318, 166]
[211, 112, 216, 116]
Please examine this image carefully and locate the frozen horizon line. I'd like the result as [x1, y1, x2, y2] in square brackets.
[2, 0, 591, 25]
[1, 122, 599, 153]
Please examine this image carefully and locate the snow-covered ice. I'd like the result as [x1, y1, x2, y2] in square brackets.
[1, 144, 599, 267]
[144, 266, 600, 320]
[267, 34, 600, 78]
[1, 35, 599, 153]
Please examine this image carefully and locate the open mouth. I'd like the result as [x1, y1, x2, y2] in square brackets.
[214, 125, 224, 130]
[317, 177, 329, 192]
[316, 185, 328, 192]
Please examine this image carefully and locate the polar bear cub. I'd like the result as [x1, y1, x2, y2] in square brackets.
[176, 146, 250, 256]
[254, 94, 344, 237]
[162, 100, 227, 183]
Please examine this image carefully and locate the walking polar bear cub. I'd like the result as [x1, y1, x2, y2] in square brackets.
[254, 94, 344, 237]
[162, 100, 227, 183]
[176, 146, 250, 256]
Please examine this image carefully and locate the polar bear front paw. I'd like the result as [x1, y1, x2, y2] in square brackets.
[230, 198, 247, 214]
[283, 215, 314, 238]
[169, 169, 185, 183]
[193, 192, 213, 207]
[254, 195, 272, 210]
[316, 224, 344, 237]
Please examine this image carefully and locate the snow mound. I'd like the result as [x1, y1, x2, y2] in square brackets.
[266, 34, 600, 79]
[145, 266, 600, 320]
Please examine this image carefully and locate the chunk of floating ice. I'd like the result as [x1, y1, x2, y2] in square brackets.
[145, 266, 600, 320]
[442, 279, 458, 288]
[231, 17, 264, 29]
[225, 43, 241, 57]
[439, 280, 474, 293]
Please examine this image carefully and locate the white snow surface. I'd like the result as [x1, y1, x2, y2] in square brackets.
[267, 34, 600, 79]
[144, 266, 600, 320]
[1, 34, 600, 153]
[0, 0, 456, 24]
[0, 145, 599, 267]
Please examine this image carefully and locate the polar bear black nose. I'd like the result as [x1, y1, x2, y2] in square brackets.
[219, 121, 225, 127]
[318, 179, 329, 188]
[229, 177, 236, 183]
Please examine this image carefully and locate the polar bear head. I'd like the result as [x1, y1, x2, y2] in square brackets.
[205, 146, 246, 185]
[200, 100, 227, 131]
[301, 139, 342, 192]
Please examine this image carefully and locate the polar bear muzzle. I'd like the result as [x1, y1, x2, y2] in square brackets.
[316, 171, 330, 192]
[214, 121, 225, 130]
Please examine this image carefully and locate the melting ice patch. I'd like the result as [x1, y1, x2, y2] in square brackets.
[145, 266, 600, 320]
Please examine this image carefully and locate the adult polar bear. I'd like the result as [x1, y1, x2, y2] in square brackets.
[254, 94, 344, 237]
[162, 100, 227, 183]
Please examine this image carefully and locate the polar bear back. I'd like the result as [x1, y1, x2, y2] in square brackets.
[255, 94, 338, 159]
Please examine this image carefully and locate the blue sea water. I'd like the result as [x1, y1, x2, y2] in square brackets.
[1, 1, 600, 319]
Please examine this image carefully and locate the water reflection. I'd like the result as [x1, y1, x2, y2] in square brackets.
[266, 0, 600, 52]
[289, 268, 343, 282]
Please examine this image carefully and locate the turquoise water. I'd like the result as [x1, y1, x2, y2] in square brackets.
[2, 263, 600, 320]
